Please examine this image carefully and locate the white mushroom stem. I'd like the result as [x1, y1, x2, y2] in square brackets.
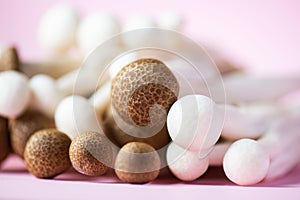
[20, 59, 80, 78]
[88, 81, 111, 118]
[215, 72, 300, 104]
[56, 43, 121, 97]
[208, 142, 231, 166]
[220, 103, 282, 140]
[259, 113, 300, 180]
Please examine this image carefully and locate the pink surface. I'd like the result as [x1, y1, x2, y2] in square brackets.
[1, 155, 300, 200]
[1, 1, 300, 199]
[0, 0, 300, 76]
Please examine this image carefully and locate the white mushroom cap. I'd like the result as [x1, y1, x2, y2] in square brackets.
[158, 12, 184, 31]
[167, 95, 224, 152]
[30, 74, 64, 118]
[223, 139, 270, 185]
[38, 4, 79, 53]
[122, 16, 157, 49]
[77, 12, 121, 55]
[0, 71, 30, 118]
[123, 16, 156, 31]
[55, 95, 102, 139]
[167, 142, 209, 181]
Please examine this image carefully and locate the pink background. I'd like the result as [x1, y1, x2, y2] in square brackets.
[0, 0, 300, 76]
[1, 1, 300, 199]
[1, 155, 300, 200]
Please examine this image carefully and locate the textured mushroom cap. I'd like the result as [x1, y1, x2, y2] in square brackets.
[114, 142, 161, 184]
[0, 71, 31, 119]
[0, 47, 19, 72]
[9, 111, 55, 158]
[69, 131, 113, 176]
[0, 116, 9, 164]
[24, 129, 71, 178]
[111, 58, 179, 128]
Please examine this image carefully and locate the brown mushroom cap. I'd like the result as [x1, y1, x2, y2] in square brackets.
[111, 58, 179, 127]
[9, 110, 55, 158]
[69, 131, 113, 176]
[0, 47, 19, 72]
[24, 129, 71, 178]
[114, 142, 161, 183]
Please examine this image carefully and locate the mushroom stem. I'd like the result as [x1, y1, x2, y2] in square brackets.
[259, 113, 300, 180]
[216, 72, 300, 104]
[208, 142, 231, 166]
[20, 60, 80, 78]
[220, 103, 283, 140]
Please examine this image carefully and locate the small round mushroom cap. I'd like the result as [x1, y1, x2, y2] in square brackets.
[114, 142, 161, 184]
[77, 12, 121, 54]
[167, 95, 224, 152]
[38, 4, 79, 53]
[223, 139, 270, 185]
[30, 74, 64, 118]
[0, 71, 30, 119]
[69, 131, 113, 176]
[55, 95, 101, 139]
[166, 142, 209, 181]
[24, 129, 71, 178]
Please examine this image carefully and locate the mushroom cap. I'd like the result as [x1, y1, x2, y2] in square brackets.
[166, 142, 209, 181]
[55, 95, 102, 139]
[38, 4, 79, 52]
[111, 58, 179, 130]
[24, 129, 71, 178]
[0, 71, 30, 119]
[69, 131, 113, 176]
[114, 142, 161, 183]
[223, 139, 270, 185]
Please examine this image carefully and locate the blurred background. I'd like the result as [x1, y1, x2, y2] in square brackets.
[0, 0, 299, 76]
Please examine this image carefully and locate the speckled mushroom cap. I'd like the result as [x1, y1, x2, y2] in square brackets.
[24, 129, 71, 178]
[111, 58, 179, 129]
[69, 131, 113, 176]
[114, 142, 161, 183]
[9, 110, 55, 158]
[0, 116, 10, 164]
